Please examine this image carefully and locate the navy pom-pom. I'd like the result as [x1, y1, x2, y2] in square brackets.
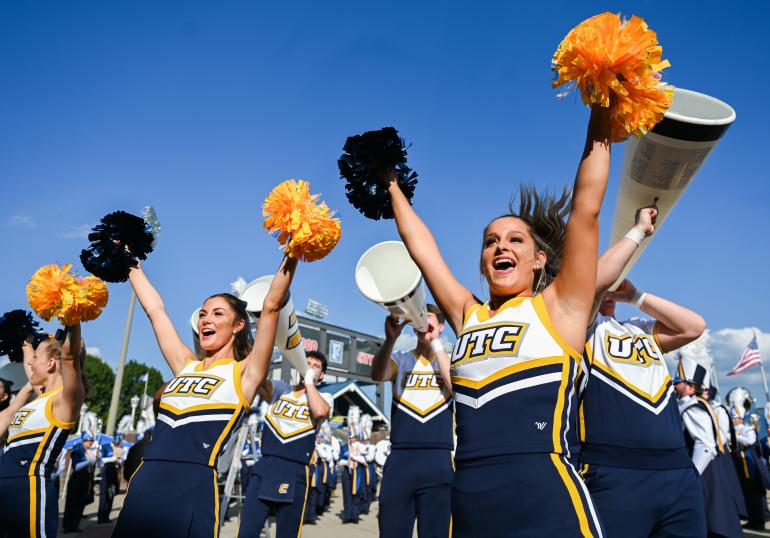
[0, 310, 41, 362]
[338, 127, 418, 220]
[80, 211, 155, 283]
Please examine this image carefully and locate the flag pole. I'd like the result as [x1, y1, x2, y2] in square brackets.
[756, 331, 769, 403]
[141, 372, 149, 410]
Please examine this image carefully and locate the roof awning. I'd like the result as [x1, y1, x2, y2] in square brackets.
[318, 380, 389, 425]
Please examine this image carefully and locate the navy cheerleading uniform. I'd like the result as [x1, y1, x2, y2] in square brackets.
[579, 315, 705, 537]
[0, 387, 74, 538]
[450, 295, 603, 538]
[379, 350, 453, 538]
[238, 379, 333, 538]
[113, 358, 250, 538]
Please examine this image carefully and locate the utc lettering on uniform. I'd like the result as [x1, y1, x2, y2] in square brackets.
[379, 350, 453, 538]
[579, 316, 705, 538]
[0, 387, 75, 538]
[113, 358, 250, 538]
[238, 379, 334, 538]
[450, 296, 604, 538]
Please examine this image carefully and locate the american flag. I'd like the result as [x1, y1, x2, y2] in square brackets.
[727, 335, 762, 376]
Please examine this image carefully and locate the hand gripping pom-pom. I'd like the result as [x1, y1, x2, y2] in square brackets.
[551, 12, 672, 142]
[80, 211, 155, 282]
[338, 127, 418, 220]
[0, 310, 42, 362]
[61, 276, 110, 325]
[27, 264, 79, 323]
[263, 179, 342, 262]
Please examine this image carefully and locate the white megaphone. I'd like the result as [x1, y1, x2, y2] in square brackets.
[355, 241, 429, 333]
[609, 88, 735, 289]
[239, 276, 308, 376]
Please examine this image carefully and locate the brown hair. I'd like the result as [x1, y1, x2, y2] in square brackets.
[482, 185, 571, 293]
[426, 304, 445, 325]
[307, 350, 328, 373]
[204, 293, 253, 361]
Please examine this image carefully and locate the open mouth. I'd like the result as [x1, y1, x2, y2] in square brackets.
[493, 257, 516, 272]
[201, 328, 216, 339]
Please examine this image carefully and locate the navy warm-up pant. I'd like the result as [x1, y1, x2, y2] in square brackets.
[452, 453, 605, 538]
[113, 460, 219, 538]
[238, 456, 309, 538]
[582, 464, 706, 538]
[379, 448, 453, 538]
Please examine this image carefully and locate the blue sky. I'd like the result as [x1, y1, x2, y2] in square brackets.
[1, 1, 769, 401]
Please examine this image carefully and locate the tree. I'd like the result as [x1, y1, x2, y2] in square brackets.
[117, 360, 165, 420]
[83, 354, 115, 424]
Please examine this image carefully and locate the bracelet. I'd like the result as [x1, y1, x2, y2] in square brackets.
[624, 227, 646, 246]
[631, 290, 647, 308]
[430, 339, 445, 354]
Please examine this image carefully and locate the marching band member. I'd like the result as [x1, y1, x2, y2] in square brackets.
[370, 305, 453, 538]
[113, 256, 298, 537]
[729, 396, 770, 531]
[349, 429, 370, 518]
[387, 104, 612, 536]
[237, 351, 333, 538]
[675, 357, 743, 538]
[578, 206, 708, 537]
[340, 432, 361, 524]
[62, 430, 98, 533]
[327, 427, 340, 509]
[0, 327, 85, 538]
[97, 432, 127, 524]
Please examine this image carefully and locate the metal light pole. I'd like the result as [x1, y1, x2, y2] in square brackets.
[106, 291, 136, 435]
[105, 206, 160, 436]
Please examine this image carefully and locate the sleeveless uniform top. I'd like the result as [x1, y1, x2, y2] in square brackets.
[0, 387, 75, 479]
[261, 380, 334, 464]
[143, 358, 249, 468]
[451, 294, 584, 462]
[389, 350, 453, 450]
[579, 315, 690, 469]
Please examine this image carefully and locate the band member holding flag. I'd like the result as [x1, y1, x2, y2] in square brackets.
[578, 205, 708, 537]
[370, 305, 453, 538]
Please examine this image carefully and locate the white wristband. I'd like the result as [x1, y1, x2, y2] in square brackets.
[624, 227, 646, 246]
[632, 290, 647, 308]
[430, 339, 444, 354]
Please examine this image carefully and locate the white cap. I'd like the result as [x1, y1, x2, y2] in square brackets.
[674, 356, 707, 387]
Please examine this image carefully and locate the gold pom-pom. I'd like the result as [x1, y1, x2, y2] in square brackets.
[552, 12, 672, 141]
[61, 276, 109, 325]
[27, 264, 79, 322]
[263, 179, 342, 262]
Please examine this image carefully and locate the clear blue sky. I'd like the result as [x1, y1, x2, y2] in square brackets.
[1, 1, 768, 397]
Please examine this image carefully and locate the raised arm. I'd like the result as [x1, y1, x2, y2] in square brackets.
[429, 336, 453, 396]
[589, 206, 657, 321]
[128, 265, 195, 375]
[0, 382, 34, 438]
[56, 324, 86, 424]
[370, 316, 406, 383]
[607, 280, 706, 353]
[387, 181, 475, 334]
[545, 105, 612, 350]
[303, 371, 331, 422]
[240, 256, 298, 402]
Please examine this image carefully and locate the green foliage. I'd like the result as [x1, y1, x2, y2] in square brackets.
[117, 360, 165, 419]
[81, 355, 166, 424]
[83, 355, 115, 423]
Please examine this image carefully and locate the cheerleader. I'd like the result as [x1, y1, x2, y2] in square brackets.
[237, 351, 333, 538]
[112, 256, 298, 538]
[0, 326, 85, 538]
[578, 205, 709, 537]
[386, 104, 611, 536]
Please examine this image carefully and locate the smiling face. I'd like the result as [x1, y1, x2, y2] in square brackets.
[197, 296, 245, 354]
[480, 216, 546, 300]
